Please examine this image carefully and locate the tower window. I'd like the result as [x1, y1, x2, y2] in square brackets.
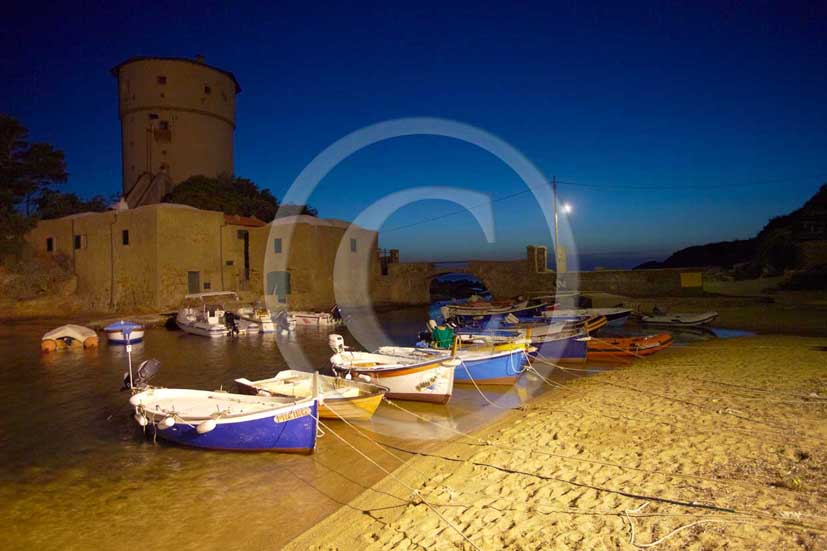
[350, 238, 357, 253]
[273, 238, 282, 253]
[122, 230, 129, 246]
[204, 85, 211, 95]
[157, 75, 167, 85]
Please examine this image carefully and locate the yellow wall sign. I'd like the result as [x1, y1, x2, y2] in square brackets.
[275, 407, 311, 423]
[680, 272, 703, 288]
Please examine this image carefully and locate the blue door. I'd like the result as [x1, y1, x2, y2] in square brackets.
[266, 271, 291, 303]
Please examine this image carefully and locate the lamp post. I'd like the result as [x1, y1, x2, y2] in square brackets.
[552, 176, 571, 272]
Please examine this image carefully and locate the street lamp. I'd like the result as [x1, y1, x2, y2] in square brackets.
[551, 177, 572, 272]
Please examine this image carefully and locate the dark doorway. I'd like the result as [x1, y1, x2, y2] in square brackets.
[238, 230, 250, 281]
[266, 271, 291, 303]
[187, 271, 201, 294]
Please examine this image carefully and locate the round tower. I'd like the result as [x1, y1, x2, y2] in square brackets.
[111, 56, 241, 207]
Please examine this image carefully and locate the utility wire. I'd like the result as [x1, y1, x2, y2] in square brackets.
[380, 176, 823, 234]
[382, 188, 532, 233]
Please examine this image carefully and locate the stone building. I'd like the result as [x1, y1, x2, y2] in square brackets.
[111, 56, 240, 207]
[26, 205, 378, 312]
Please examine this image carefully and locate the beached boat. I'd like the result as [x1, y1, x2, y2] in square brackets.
[419, 323, 533, 384]
[444, 316, 594, 363]
[104, 320, 145, 344]
[587, 332, 674, 360]
[641, 311, 718, 327]
[235, 369, 387, 421]
[41, 324, 99, 352]
[175, 292, 261, 337]
[329, 335, 455, 403]
[441, 301, 549, 323]
[542, 307, 632, 326]
[129, 388, 318, 452]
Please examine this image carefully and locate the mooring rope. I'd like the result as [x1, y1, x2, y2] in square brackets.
[459, 359, 522, 410]
[311, 412, 482, 551]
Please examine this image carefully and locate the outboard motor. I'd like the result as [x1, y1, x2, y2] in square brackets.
[328, 334, 345, 354]
[122, 358, 161, 390]
[224, 311, 240, 335]
[274, 310, 295, 334]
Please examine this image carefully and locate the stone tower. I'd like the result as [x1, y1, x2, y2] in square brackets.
[111, 56, 241, 207]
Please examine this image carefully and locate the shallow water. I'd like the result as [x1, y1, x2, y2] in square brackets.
[0, 307, 580, 551]
[0, 309, 737, 550]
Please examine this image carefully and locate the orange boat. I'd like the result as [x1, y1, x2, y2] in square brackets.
[587, 333, 673, 360]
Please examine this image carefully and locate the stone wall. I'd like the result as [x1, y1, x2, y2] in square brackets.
[370, 258, 704, 306]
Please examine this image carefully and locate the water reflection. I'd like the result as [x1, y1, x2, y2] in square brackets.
[0, 310, 745, 551]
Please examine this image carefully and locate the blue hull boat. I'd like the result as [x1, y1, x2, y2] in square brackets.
[531, 332, 587, 362]
[453, 348, 529, 385]
[129, 388, 318, 452]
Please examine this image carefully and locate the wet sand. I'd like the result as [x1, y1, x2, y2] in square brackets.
[286, 335, 827, 550]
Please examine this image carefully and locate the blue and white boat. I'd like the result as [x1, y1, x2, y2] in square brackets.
[454, 322, 588, 363]
[384, 337, 531, 386]
[453, 347, 530, 385]
[129, 388, 318, 452]
[104, 320, 145, 344]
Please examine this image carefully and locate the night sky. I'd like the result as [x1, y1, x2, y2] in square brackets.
[3, 2, 825, 268]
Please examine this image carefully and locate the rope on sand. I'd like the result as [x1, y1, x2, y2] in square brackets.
[380, 397, 755, 493]
[310, 412, 482, 551]
[623, 502, 747, 548]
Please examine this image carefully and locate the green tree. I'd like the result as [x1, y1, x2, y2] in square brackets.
[162, 174, 316, 222]
[34, 189, 109, 220]
[0, 115, 68, 257]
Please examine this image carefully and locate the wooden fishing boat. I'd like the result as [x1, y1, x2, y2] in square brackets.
[587, 333, 673, 360]
[542, 307, 632, 326]
[129, 388, 318, 452]
[235, 370, 387, 421]
[329, 335, 455, 403]
[640, 311, 718, 327]
[41, 324, 99, 352]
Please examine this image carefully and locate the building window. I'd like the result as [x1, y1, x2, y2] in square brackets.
[46, 237, 54, 252]
[273, 238, 282, 253]
[73, 235, 84, 250]
[157, 75, 167, 85]
[350, 238, 357, 253]
[159, 120, 169, 130]
[204, 85, 211, 95]
[204, 281, 211, 290]
[225, 260, 234, 266]
[122, 230, 129, 245]
[237, 230, 248, 239]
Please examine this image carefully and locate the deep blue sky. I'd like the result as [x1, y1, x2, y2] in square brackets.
[3, 2, 825, 267]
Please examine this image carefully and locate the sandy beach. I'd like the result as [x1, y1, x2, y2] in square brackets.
[285, 334, 827, 550]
